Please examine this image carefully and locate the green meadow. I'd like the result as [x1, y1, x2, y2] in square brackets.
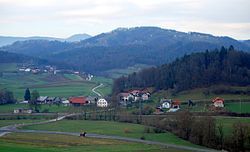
[22, 120, 203, 148]
[0, 133, 188, 152]
[0, 63, 112, 100]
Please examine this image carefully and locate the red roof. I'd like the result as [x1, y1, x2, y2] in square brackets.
[129, 90, 142, 94]
[120, 93, 130, 97]
[212, 97, 224, 103]
[172, 100, 181, 105]
[69, 97, 88, 104]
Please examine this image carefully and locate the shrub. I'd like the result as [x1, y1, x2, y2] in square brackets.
[124, 128, 132, 133]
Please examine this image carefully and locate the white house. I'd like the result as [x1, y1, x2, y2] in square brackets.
[97, 98, 108, 107]
[141, 93, 150, 101]
[161, 102, 171, 109]
[61, 100, 70, 106]
[24, 68, 31, 72]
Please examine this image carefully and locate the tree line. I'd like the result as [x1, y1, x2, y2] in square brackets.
[0, 89, 15, 104]
[113, 46, 250, 94]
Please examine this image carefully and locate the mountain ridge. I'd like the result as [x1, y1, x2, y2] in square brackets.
[1, 26, 250, 73]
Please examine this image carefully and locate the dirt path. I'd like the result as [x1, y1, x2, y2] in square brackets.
[91, 83, 103, 97]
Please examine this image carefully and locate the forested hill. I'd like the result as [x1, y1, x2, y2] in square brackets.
[113, 46, 250, 93]
[1, 27, 250, 73]
[0, 51, 48, 64]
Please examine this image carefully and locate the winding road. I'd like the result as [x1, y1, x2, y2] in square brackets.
[0, 114, 219, 152]
[91, 83, 103, 97]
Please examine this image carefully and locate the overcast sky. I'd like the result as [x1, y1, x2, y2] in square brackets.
[0, 0, 249, 39]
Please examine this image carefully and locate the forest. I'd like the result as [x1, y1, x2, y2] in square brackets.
[113, 46, 250, 94]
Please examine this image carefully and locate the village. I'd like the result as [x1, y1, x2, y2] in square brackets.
[14, 88, 226, 114]
[18, 64, 94, 81]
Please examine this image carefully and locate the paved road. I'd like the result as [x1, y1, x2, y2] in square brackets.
[91, 83, 103, 97]
[0, 114, 219, 152]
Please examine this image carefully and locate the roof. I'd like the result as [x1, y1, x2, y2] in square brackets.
[212, 97, 224, 103]
[119, 93, 131, 97]
[69, 97, 88, 104]
[37, 96, 48, 101]
[172, 100, 181, 105]
[130, 90, 142, 94]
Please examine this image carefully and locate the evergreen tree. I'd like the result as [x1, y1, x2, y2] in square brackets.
[24, 88, 31, 101]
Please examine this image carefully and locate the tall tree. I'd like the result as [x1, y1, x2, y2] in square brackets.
[24, 88, 31, 101]
[29, 90, 40, 112]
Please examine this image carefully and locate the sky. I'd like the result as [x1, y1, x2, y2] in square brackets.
[0, 0, 249, 40]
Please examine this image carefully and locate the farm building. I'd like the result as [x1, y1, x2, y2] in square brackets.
[13, 108, 32, 114]
[69, 97, 89, 106]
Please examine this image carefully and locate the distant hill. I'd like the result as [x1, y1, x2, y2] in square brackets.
[0, 33, 91, 47]
[0, 40, 74, 57]
[113, 46, 250, 93]
[0, 51, 48, 65]
[66, 34, 92, 42]
[1, 27, 250, 73]
[0, 36, 63, 47]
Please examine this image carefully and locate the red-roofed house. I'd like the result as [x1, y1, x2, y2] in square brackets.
[129, 90, 142, 96]
[212, 97, 224, 107]
[69, 97, 89, 106]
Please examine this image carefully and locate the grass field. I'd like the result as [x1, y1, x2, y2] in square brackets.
[215, 117, 250, 136]
[0, 133, 188, 152]
[225, 102, 250, 113]
[0, 63, 18, 72]
[0, 63, 112, 100]
[22, 120, 202, 148]
[0, 119, 42, 127]
[104, 64, 153, 78]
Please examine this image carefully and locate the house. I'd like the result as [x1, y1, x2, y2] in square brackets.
[24, 68, 31, 72]
[13, 108, 32, 114]
[168, 100, 180, 112]
[162, 102, 171, 109]
[129, 90, 150, 101]
[212, 97, 224, 107]
[46, 97, 56, 104]
[119, 93, 134, 101]
[141, 93, 150, 101]
[53, 97, 62, 104]
[97, 98, 108, 107]
[86, 96, 98, 104]
[69, 97, 89, 106]
[20, 100, 29, 104]
[61, 99, 70, 106]
[37, 96, 48, 104]
[160, 99, 172, 109]
[129, 90, 142, 96]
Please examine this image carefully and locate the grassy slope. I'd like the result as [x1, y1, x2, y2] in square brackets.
[22, 120, 202, 148]
[152, 87, 250, 102]
[0, 133, 186, 152]
[0, 63, 112, 100]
